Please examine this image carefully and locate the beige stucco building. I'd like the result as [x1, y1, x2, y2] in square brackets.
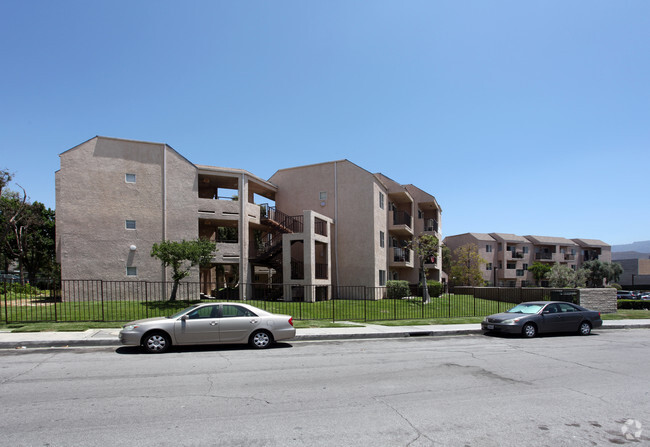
[444, 232, 611, 287]
[56, 137, 442, 301]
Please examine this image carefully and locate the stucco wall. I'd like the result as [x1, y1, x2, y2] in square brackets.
[56, 137, 197, 281]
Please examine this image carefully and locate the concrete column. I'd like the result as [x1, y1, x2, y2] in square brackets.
[239, 174, 250, 300]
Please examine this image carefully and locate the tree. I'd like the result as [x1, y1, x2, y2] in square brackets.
[22, 203, 57, 281]
[1, 185, 38, 284]
[408, 234, 439, 304]
[150, 239, 217, 300]
[450, 243, 487, 286]
[581, 260, 611, 288]
[606, 262, 623, 284]
[547, 263, 586, 288]
[0, 169, 12, 197]
[528, 262, 552, 286]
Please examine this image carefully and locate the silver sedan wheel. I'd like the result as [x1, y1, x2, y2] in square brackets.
[579, 322, 592, 336]
[144, 333, 169, 353]
[250, 330, 272, 349]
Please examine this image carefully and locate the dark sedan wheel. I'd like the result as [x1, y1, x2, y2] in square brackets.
[578, 321, 592, 336]
[522, 323, 537, 338]
[143, 332, 170, 353]
[249, 330, 273, 349]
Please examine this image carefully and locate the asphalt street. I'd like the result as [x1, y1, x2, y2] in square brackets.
[1, 330, 649, 446]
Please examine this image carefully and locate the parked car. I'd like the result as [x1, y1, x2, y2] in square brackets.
[482, 301, 602, 338]
[119, 302, 296, 353]
[617, 290, 637, 299]
[639, 293, 650, 301]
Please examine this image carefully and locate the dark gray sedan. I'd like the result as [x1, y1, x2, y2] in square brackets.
[482, 301, 602, 338]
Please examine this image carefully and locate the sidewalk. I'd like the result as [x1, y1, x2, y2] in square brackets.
[1, 319, 649, 349]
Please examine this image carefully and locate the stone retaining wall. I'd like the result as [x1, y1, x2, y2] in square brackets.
[579, 288, 617, 314]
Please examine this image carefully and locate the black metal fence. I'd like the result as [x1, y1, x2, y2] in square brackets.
[1, 280, 570, 324]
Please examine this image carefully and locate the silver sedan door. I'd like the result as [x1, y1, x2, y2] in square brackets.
[218, 304, 261, 343]
[174, 304, 220, 344]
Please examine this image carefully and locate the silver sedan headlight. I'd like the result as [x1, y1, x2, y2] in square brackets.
[122, 324, 139, 330]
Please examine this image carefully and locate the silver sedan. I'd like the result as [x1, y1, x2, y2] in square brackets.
[119, 302, 296, 353]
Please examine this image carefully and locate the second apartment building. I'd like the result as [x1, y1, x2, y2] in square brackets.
[444, 232, 611, 287]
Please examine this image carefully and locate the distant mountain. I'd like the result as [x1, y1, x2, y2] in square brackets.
[611, 240, 650, 253]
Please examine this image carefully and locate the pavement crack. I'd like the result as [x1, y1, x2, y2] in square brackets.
[0, 352, 57, 385]
[372, 396, 436, 446]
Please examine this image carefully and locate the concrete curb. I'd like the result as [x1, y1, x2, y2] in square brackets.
[1, 322, 649, 350]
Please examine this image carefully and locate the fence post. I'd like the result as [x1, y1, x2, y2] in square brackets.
[54, 279, 58, 323]
[3, 282, 7, 324]
[101, 280, 105, 322]
[145, 281, 148, 319]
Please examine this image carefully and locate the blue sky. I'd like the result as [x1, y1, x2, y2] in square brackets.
[1, 1, 648, 246]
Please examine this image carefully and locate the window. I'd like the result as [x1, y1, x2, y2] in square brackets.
[498, 244, 503, 252]
[379, 192, 385, 210]
[507, 262, 516, 269]
[222, 304, 257, 317]
[379, 270, 386, 286]
[418, 209, 423, 219]
[126, 267, 137, 276]
[516, 269, 524, 277]
[125, 220, 136, 230]
[486, 263, 492, 271]
[380, 231, 385, 248]
[125, 173, 136, 183]
[188, 305, 218, 319]
[319, 191, 327, 201]
[523, 263, 528, 270]
[486, 245, 493, 253]
[523, 246, 529, 254]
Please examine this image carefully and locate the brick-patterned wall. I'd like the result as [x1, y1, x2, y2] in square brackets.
[579, 288, 617, 313]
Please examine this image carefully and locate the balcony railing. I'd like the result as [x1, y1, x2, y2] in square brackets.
[424, 219, 438, 233]
[393, 247, 411, 263]
[535, 253, 553, 260]
[392, 211, 412, 228]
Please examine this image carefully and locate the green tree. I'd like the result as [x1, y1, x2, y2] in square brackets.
[408, 234, 439, 304]
[150, 239, 217, 300]
[450, 243, 486, 286]
[547, 263, 586, 288]
[0, 169, 12, 197]
[1, 185, 38, 284]
[581, 260, 610, 288]
[606, 262, 623, 284]
[528, 262, 552, 286]
[22, 202, 57, 281]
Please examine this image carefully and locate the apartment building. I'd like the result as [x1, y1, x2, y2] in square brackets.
[56, 137, 442, 300]
[443, 232, 611, 287]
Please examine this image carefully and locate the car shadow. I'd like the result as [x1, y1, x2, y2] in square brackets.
[483, 331, 600, 339]
[115, 342, 294, 355]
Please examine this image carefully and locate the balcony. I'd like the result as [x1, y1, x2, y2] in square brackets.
[389, 210, 413, 236]
[390, 247, 413, 268]
[423, 218, 438, 233]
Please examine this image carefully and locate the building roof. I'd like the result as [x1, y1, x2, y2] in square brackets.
[572, 238, 610, 248]
[490, 233, 529, 243]
[524, 235, 577, 246]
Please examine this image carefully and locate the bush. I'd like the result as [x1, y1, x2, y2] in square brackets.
[427, 280, 443, 298]
[386, 280, 410, 299]
[1, 282, 42, 295]
[617, 299, 650, 310]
